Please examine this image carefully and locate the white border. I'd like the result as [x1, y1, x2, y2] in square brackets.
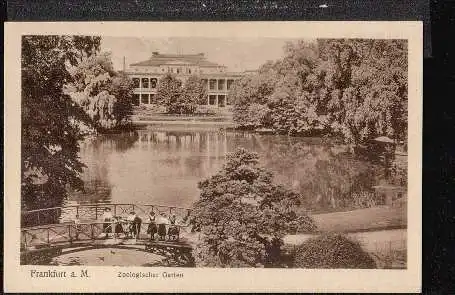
[4, 21, 422, 293]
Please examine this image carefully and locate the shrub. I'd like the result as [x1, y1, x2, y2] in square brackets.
[293, 232, 376, 268]
[191, 148, 316, 267]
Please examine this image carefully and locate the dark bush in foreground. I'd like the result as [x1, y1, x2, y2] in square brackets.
[293, 233, 376, 269]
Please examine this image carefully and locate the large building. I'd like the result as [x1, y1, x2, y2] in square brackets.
[125, 52, 245, 108]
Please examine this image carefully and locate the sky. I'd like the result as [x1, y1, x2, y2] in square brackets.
[101, 37, 302, 72]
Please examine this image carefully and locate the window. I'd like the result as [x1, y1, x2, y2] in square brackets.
[150, 78, 157, 89]
[141, 94, 150, 104]
[150, 94, 156, 104]
[209, 95, 216, 105]
[141, 78, 149, 89]
[227, 79, 234, 90]
[218, 95, 226, 107]
[209, 79, 216, 90]
[177, 68, 180, 74]
[226, 97, 230, 105]
[189, 68, 192, 74]
[132, 94, 140, 106]
[218, 79, 225, 91]
[132, 78, 140, 88]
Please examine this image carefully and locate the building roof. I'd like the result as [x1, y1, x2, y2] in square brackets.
[130, 52, 226, 68]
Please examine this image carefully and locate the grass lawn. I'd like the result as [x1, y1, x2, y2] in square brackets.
[312, 205, 407, 233]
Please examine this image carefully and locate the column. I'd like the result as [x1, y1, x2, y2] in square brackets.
[139, 77, 142, 105]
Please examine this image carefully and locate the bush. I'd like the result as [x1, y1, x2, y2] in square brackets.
[293, 233, 376, 268]
[191, 148, 316, 267]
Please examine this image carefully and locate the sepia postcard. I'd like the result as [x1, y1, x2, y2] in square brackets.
[4, 21, 422, 293]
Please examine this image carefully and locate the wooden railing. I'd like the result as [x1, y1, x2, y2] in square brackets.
[21, 203, 192, 227]
[21, 221, 191, 251]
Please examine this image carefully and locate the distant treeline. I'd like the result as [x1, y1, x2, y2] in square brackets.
[228, 39, 408, 144]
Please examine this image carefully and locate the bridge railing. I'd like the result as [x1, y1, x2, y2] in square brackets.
[21, 203, 192, 227]
[21, 221, 192, 251]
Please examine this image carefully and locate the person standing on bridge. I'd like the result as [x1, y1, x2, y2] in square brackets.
[114, 216, 124, 239]
[168, 214, 180, 241]
[102, 208, 113, 239]
[127, 211, 142, 239]
[74, 214, 81, 241]
[147, 211, 158, 241]
[157, 212, 169, 241]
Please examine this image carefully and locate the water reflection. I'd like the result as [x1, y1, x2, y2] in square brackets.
[69, 128, 397, 211]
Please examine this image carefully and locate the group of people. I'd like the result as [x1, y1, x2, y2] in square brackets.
[146, 211, 180, 241]
[97, 207, 181, 241]
[100, 208, 143, 239]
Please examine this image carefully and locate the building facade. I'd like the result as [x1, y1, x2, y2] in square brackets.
[125, 52, 245, 108]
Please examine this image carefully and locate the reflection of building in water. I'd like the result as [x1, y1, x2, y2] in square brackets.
[136, 129, 230, 171]
[125, 52, 246, 108]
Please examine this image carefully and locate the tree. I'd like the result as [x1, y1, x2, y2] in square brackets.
[66, 52, 134, 131]
[229, 63, 279, 128]
[230, 39, 408, 144]
[155, 74, 183, 114]
[317, 39, 408, 143]
[190, 148, 316, 267]
[21, 35, 101, 216]
[293, 233, 376, 268]
[180, 75, 207, 113]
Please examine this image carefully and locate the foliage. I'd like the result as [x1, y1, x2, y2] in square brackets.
[233, 103, 271, 129]
[299, 154, 380, 210]
[67, 52, 134, 131]
[319, 39, 407, 143]
[181, 75, 208, 113]
[190, 148, 316, 267]
[256, 138, 383, 211]
[21, 35, 101, 214]
[293, 233, 376, 268]
[155, 74, 207, 114]
[155, 74, 183, 113]
[230, 39, 407, 144]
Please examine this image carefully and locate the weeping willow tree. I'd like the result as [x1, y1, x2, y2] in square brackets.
[66, 51, 134, 132]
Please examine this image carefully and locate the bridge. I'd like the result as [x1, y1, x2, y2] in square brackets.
[21, 203, 196, 266]
[21, 203, 407, 268]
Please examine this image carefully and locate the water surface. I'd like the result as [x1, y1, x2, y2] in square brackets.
[68, 127, 390, 211]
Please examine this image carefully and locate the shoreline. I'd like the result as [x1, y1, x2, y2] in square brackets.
[132, 120, 234, 127]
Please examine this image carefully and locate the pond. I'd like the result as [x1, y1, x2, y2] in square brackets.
[67, 126, 396, 212]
